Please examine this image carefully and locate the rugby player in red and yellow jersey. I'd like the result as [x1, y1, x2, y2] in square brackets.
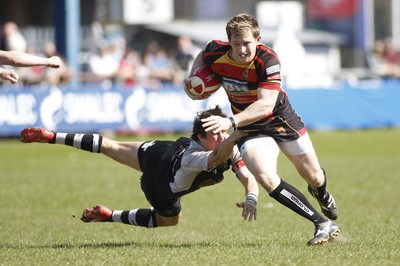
[185, 13, 340, 246]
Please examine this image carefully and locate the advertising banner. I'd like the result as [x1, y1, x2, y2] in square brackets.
[1, 81, 400, 136]
[0, 85, 231, 136]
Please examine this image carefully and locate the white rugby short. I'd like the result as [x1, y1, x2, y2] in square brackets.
[240, 132, 314, 156]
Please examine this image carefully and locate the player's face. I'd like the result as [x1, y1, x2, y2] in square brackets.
[200, 130, 226, 151]
[228, 30, 261, 63]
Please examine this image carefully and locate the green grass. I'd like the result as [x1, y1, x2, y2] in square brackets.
[1, 129, 399, 265]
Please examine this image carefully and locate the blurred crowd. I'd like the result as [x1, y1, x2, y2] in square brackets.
[0, 21, 201, 90]
[367, 38, 400, 79]
[81, 35, 201, 90]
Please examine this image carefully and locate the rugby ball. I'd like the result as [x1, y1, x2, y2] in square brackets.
[186, 66, 221, 97]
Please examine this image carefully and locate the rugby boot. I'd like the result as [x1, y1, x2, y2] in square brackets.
[20, 128, 55, 143]
[307, 220, 340, 246]
[81, 205, 113, 222]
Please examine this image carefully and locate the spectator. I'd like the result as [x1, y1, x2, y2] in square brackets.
[17, 47, 46, 85]
[88, 44, 119, 88]
[382, 38, 400, 77]
[116, 49, 142, 88]
[175, 36, 202, 79]
[368, 39, 400, 78]
[383, 38, 400, 64]
[2, 21, 27, 52]
[143, 40, 183, 89]
[43, 41, 72, 86]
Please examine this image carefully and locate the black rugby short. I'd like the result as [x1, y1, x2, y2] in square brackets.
[138, 140, 182, 217]
[238, 93, 306, 146]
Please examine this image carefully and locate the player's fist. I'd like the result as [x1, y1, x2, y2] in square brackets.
[48, 56, 61, 68]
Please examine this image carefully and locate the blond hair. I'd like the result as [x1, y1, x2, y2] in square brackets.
[225, 13, 260, 40]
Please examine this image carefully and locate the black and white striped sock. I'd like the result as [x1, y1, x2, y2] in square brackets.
[54, 132, 103, 153]
[111, 208, 158, 228]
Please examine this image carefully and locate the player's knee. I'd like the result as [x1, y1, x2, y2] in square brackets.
[167, 217, 180, 226]
[168, 211, 182, 226]
[306, 168, 325, 187]
[157, 212, 182, 226]
[256, 173, 280, 193]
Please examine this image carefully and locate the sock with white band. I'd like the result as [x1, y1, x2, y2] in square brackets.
[111, 208, 158, 228]
[53, 132, 103, 153]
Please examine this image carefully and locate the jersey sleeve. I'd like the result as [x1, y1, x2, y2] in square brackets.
[203, 40, 231, 67]
[257, 45, 282, 90]
[230, 145, 252, 180]
[230, 145, 242, 164]
[181, 149, 210, 170]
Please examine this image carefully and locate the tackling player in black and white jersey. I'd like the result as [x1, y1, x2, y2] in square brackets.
[20, 105, 258, 228]
[185, 13, 340, 245]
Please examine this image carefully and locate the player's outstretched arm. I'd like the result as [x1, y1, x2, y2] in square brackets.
[235, 168, 259, 222]
[230, 144, 259, 222]
[207, 130, 244, 168]
[0, 50, 61, 68]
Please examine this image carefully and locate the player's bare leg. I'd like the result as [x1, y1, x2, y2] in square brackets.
[100, 138, 142, 171]
[280, 134, 338, 220]
[285, 153, 338, 220]
[240, 137, 338, 244]
[20, 127, 142, 171]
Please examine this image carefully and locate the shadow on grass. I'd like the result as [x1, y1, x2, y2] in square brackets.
[1, 241, 263, 250]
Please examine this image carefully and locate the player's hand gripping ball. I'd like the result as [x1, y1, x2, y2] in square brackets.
[185, 66, 221, 99]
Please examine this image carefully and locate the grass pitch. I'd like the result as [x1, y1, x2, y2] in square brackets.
[1, 129, 399, 265]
